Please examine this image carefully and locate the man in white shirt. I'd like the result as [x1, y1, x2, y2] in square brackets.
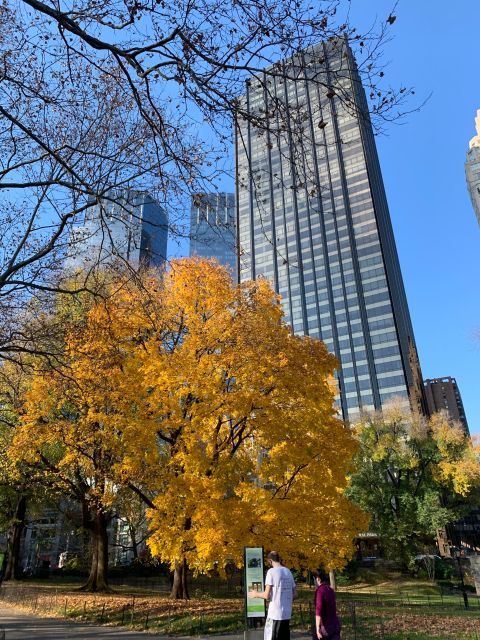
[248, 551, 297, 640]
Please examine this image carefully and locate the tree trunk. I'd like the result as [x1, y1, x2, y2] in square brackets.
[170, 558, 189, 599]
[129, 524, 138, 560]
[80, 511, 110, 592]
[4, 495, 27, 581]
[329, 569, 336, 591]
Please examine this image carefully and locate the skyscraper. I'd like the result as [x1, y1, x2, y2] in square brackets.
[465, 109, 480, 224]
[66, 190, 168, 271]
[189, 192, 237, 280]
[424, 377, 470, 435]
[236, 39, 425, 421]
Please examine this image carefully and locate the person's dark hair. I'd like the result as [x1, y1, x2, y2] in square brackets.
[267, 551, 281, 563]
[313, 568, 329, 583]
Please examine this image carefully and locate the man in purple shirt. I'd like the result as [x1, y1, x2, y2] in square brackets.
[313, 569, 341, 640]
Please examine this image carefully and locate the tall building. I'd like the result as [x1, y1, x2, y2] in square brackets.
[236, 39, 426, 421]
[424, 376, 470, 435]
[465, 109, 480, 224]
[189, 192, 237, 280]
[427, 374, 478, 558]
[66, 190, 168, 270]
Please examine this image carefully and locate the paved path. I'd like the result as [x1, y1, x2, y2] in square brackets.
[0, 606, 168, 639]
[0, 606, 309, 640]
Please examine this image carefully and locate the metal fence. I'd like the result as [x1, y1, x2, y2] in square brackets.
[295, 598, 480, 640]
[336, 587, 480, 610]
[0, 584, 479, 639]
[291, 600, 388, 640]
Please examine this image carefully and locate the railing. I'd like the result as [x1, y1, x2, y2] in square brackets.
[337, 586, 480, 610]
[0, 585, 244, 634]
[1, 584, 479, 639]
[293, 597, 480, 640]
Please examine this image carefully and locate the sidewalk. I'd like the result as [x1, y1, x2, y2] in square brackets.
[0, 606, 311, 640]
[0, 605, 152, 639]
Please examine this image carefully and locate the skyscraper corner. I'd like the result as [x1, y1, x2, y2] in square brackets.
[189, 192, 237, 281]
[66, 190, 168, 271]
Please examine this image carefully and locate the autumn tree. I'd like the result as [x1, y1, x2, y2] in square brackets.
[0, 275, 121, 584]
[9, 259, 366, 593]
[128, 260, 367, 597]
[0, 359, 59, 580]
[347, 401, 480, 564]
[6, 272, 159, 591]
[0, 360, 33, 580]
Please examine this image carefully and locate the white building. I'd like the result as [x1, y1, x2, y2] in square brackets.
[465, 109, 480, 225]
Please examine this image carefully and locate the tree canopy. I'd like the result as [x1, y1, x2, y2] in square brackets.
[347, 401, 480, 563]
[140, 260, 366, 587]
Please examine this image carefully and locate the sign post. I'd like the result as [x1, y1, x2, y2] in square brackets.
[244, 546, 266, 640]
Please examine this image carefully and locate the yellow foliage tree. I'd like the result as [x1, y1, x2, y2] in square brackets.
[8, 277, 160, 591]
[10, 259, 366, 594]
[0, 359, 38, 580]
[130, 259, 365, 595]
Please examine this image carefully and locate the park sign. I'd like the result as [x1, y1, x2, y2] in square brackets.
[244, 547, 266, 618]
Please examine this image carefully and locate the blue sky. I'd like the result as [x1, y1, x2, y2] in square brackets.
[345, 0, 480, 434]
[174, 0, 480, 434]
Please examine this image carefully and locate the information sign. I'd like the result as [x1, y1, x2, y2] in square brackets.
[244, 546, 265, 618]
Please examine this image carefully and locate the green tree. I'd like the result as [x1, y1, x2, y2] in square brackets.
[347, 401, 480, 564]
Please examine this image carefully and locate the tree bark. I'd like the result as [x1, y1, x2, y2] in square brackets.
[170, 558, 189, 599]
[329, 569, 336, 591]
[4, 495, 27, 581]
[80, 511, 110, 592]
[129, 524, 138, 560]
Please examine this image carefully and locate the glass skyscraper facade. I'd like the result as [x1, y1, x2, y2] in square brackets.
[66, 190, 168, 271]
[236, 39, 425, 421]
[189, 192, 237, 280]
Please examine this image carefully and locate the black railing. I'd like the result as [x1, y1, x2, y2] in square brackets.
[1, 584, 479, 639]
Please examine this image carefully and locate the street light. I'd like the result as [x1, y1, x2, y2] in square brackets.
[451, 545, 469, 610]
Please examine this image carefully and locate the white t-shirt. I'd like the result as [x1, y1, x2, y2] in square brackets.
[265, 566, 296, 620]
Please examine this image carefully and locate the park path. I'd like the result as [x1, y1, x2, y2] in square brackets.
[0, 605, 310, 640]
[0, 605, 242, 639]
[0, 605, 158, 638]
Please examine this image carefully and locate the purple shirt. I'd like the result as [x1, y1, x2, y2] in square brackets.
[315, 583, 339, 628]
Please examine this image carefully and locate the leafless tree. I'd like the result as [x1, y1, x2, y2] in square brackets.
[0, 0, 412, 357]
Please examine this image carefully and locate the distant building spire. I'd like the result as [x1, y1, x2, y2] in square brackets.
[465, 109, 480, 224]
[469, 109, 480, 149]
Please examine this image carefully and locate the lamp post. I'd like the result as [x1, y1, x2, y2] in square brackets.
[452, 547, 469, 610]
